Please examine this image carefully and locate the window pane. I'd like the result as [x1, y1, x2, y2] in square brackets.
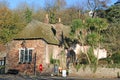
[29, 49, 32, 62]
[20, 50, 24, 62]
[25, 48, 28, 62]
[0, 61, 1, 65]
[1, 61, 4, 65]
[19, 48, 33, 63]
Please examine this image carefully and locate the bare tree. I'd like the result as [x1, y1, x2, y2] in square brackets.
[87, 0, 111, 18]
[44, 0, 66, 12]
[0, 0, 9, 8]
[44, 0, 66, 24]
[55, 0, 66, 11]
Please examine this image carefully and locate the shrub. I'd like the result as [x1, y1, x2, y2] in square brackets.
[111, 51, 120, 64]
[87, 47, 97, 65]
[50, 53, 60, 65]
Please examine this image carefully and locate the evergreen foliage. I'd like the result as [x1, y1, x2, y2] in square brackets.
[24, 8, 32, 23]
[111, 52, 120, 64]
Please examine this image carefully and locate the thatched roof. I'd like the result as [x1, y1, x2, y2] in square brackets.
[53, 23, 70, 37]
[15, 20, 70, 45]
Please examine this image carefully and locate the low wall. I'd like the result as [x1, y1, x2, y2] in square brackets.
[69, 66, 120, 78]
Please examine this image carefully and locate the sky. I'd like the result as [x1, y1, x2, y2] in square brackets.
[0, 0, 118, 9]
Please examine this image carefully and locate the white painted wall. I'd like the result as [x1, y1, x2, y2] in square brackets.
[74, 44, 107, 59]
[94, 48, 107, 59]
[74, 44, 89, 54]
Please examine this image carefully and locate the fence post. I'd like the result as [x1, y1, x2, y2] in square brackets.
[34, 53, 36, 76]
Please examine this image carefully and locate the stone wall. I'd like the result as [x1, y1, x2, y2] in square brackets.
[69, 65, 120, 78]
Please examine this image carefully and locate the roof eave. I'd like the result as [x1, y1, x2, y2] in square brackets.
[14, 38, 59, 45]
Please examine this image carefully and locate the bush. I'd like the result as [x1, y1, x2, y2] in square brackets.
[87, 47, 97, 65]
[76, 52, 89, 65]
[111, 52, 120, 64]
[50, 59, 60, 65]
[0, 66, 5, 74]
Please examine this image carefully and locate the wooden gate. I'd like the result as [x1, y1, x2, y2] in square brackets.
[0, 57, 6, 74]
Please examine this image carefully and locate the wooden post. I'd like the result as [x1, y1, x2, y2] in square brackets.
[34, 53, 36, 76]
[4, 57, 6, 66]
[4, 57, 6, 74]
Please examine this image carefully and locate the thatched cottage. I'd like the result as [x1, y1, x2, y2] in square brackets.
[6, 20, 70, 75]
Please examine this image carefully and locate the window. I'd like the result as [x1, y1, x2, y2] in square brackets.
[19, 48, 33, 63]
[0, 60, 5, 66]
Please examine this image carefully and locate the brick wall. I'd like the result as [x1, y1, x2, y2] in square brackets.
[7, 39, 62, 75]
[6, 40, 42, 74]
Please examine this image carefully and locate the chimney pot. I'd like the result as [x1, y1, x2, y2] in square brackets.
[58, 18, 61, 23]
[44, 14, 49, 24]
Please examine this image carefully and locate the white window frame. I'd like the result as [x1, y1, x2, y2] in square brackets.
[19, 48, 34, 63]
